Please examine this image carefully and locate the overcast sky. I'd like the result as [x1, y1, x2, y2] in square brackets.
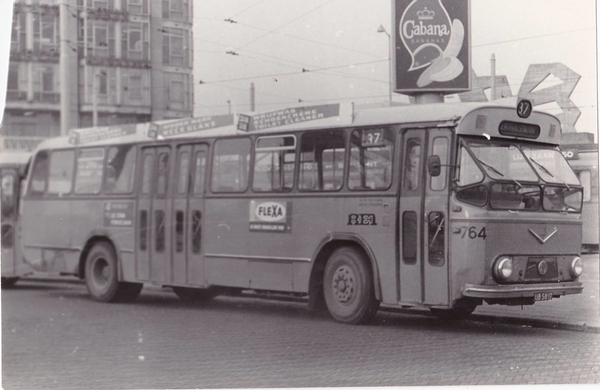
[193, 0, 597, 137]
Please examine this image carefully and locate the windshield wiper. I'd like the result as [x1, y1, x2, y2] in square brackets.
[529, 157, 570, 190]
[476, 157, 522, 188]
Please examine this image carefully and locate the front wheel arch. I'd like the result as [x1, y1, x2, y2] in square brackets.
[308, 236, 381, 314]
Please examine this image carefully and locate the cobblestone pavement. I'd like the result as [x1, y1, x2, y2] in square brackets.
[2, 279, 600, 389]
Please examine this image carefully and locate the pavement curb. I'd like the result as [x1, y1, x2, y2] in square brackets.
[17, 276, 600, 334]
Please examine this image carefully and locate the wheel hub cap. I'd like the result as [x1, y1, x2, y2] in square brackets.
[332, 266, 355, 303]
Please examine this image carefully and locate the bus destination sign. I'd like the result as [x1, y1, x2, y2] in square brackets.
[498, 121, 541, 139]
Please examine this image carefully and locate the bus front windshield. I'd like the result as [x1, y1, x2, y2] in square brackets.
[458, 140, 583, 212]
[464, 141, 579, 185]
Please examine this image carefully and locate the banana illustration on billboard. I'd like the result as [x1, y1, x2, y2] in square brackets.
[417, 19, 465, 87]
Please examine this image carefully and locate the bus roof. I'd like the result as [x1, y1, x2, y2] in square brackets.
[31, 101, 561, 152]
[0, 151, 31, 167]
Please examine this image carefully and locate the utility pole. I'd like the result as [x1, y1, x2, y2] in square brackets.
[490, 53, 496, 101]
[59, 0, 71, 135]
[250, 82, 255, 111]
[93, 71, 98, 126]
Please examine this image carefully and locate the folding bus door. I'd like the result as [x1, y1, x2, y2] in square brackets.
[171, 144, 208, 286]
[137, 146, 171, 283]
[1, 169, 19, 276]
[398, 128, 451, 306]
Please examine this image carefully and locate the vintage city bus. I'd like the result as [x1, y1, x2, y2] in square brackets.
[1, 151, 33, 287]
[562, 143, 599, 253]
[19, 102, 584, 323]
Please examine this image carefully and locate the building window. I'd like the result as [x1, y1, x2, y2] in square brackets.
[98, 72, 108, 95]
[129, 75, 142, 98]
[33, 13, 57, 52]
[7, 65, 18, 91]
[11, 13, 26, 52]
[162, 28, 188, 67]
[121, 22, 149, 60]
[165, 72, 190, 111]
[125, 0, 149, 14]
[86, 20, 115, 58]
[87, 0, 114, 10]
[162, 0, 186, 21]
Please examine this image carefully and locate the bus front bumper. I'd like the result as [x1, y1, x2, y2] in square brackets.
[462, 282, 583, 299]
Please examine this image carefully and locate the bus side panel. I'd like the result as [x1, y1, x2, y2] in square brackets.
[21, 199, 74, 272]
[203, 198, 251, 288]
[582, 201, 598, 247]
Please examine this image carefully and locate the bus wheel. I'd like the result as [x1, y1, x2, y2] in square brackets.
[85, 242, 142, 303]
[323, 247, 380, 324]
[430, 306, 476, 321]
[172, 287, 218, 303]
[1, 277, 19, 289]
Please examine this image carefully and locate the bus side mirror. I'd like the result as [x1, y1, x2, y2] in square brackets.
[428, 155, 441, 177]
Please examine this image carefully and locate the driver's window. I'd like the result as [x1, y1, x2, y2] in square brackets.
[457, 146, 484, 186]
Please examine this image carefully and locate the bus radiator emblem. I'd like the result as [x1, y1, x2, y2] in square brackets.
[528, 227, 558, 244]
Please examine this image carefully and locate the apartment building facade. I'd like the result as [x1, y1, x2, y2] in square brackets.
[3, 0, 193, 151]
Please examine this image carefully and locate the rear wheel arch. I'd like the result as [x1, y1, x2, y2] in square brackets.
[78, 233, 121, 280]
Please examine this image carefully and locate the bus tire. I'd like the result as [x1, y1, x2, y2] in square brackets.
[323, 247, 380, 324]
[1, 277, 19, 289]
[85, 242, 141, 303]
[172, 286, 219, 303]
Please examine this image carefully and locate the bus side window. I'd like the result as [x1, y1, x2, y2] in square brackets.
[211, 138, 251, 193]
[192, 150, 206, 195]
[105, 145, 137, 194]
[253, 135, 296, 192]
[29, 151, 49, 195]
[47, 150, 75, 195]
[404, 139, 421, 191]
[74, 148, 104, 194]
[299, 130, 346, 191]
[348, 128, 393, 191]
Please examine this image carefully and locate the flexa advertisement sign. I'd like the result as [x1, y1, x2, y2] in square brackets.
[393, 0, 470, 93]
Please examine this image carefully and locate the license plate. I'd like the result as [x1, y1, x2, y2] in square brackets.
[534, 292, 553, 301]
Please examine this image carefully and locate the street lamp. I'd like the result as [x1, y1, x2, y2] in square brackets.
[377, 25, 393, 106]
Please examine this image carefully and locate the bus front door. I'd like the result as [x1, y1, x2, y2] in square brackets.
[399, 128, 451, 306]
[171, 144, 208, 286]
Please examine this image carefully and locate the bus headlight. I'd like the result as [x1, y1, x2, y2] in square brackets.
[570, 257, 583, 278]
[493, 257, 513, 281]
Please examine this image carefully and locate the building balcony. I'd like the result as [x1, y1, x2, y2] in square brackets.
[13, 3, 59, 15]
[33, 92, 60, 104]
[85, 55, 151, 69]
[10, 49, 59, 63]
[6, 90, 27, 102]
[86, 8, 129, 22]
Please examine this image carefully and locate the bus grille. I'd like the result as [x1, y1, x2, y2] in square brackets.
[524, 257, 558, 280]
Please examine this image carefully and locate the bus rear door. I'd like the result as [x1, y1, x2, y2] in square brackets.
[1, 168, 19, 276]
[399, 128, 452, 306]
[172, 144, 208, 286]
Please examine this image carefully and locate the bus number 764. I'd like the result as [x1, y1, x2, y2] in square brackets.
[461, 226, 487, 240]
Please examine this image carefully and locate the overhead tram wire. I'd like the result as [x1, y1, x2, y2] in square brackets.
[194, 36, 389, 85]
[230, 0, 270, 18]
[234, 0, 335, 51]
[472, 27, 594, 48]
[198, 58, 387, 85]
